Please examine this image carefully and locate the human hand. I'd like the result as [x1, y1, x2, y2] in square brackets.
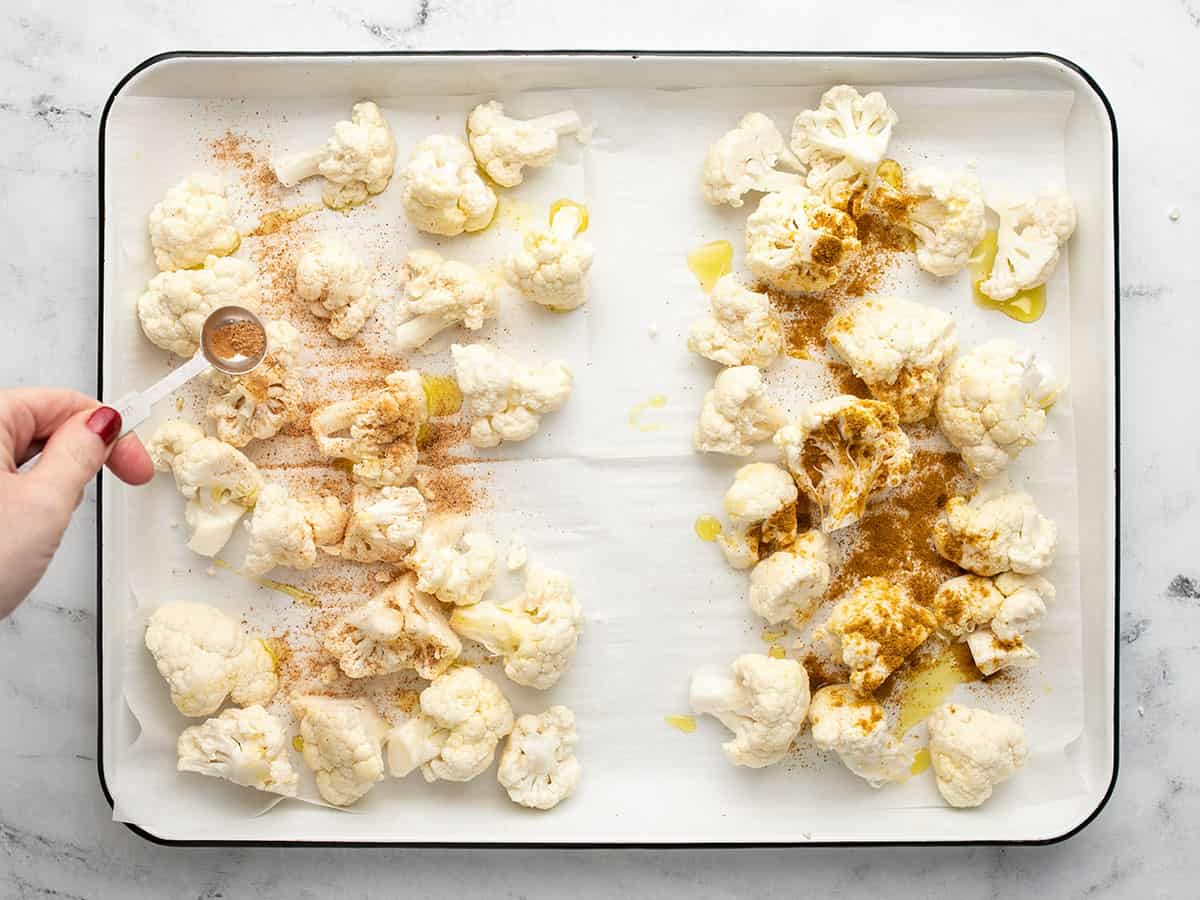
[0, 388, 154, 618]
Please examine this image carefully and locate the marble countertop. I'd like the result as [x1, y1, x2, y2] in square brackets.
[0, 0, 1191, 896]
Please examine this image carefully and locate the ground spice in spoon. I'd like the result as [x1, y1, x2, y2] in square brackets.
[210, 320, 266, 361]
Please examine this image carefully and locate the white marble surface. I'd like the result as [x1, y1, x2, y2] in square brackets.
[0, 0, 1189, 896]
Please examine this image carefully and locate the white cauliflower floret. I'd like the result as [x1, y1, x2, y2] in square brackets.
[310, 371, 428, 487]
[450, 562, 583, 690]
[407, 513, 498, 607]
[241, 482, 346, 577]
[932, 574, 1004, 640]
[137, 255, 260, 357]
[506, 534, 529, 572]
[966, 573, 1054, 676]
[324, 573, 461, 680]
[716, 462, 799, 570]
[774, 395, 912, 531]
[825, 296, 958, 423]
[451, 343, 573, 448]
[146, 419, 205, 471]
[497, 706, 581, 810]
[905, 168, 988, 276]
[935, 339, 1060, 479]
[504, 201, 594, 311]
[927, 703, 1027, 808]
[687, 275, 784, 368]
[748, 531, 832, 625]
[207, 319, 302, 447]
[332, 485, 427, 564]
[745, 186, 861, 293]
[386, 667, 514, 783]
[176, 705, 298, 797]
[811, 578, 936, 693]
[272, 101, 397, 209]
[979, 188, 1077, 301]
[933, 487, 1058, 576]
[294, 241, 378, 340]
[399, 134, 497, 236]
[467, 101, 582, 188]
[292, 695, 388, 807]
[144, 601, 277, 717]
[395, 250, 498, 352]
[809, 685, 910, 787]
[702, 112, 804, 208]
[694, 365, 787, 457]
[148, 174, 240, 272]
[689, 653, 810, 768]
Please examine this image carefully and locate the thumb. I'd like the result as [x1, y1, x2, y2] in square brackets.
[28, 405, 122, 507]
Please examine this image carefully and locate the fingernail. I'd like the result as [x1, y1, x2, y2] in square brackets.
[86, 406, 122, 445]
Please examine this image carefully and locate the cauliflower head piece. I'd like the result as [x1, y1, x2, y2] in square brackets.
[716, 462, 799, 570]
[748, 530, 833, 625]
[933, 487, 1057, 576]
[451, 343, 573, 448]
[965, 573, 1054, 676]
[702, 112, 804, 208]
[241, 482, 346, 577]
[332, 484, 427, 564]
[927, 702, 1027, 808]
[292, 695, 388, 807]
[745, 186, 860, 294]
[400, 134, 497, 236]
[932, 574, 1004, 640]
[497, 705, 581, 810]
[809, 684, 910, 787]
[694, 365, 787, 457]
[148, 174, 240, 272]
[504, 201, 594, 311]
[467, 101, 582, 187]
[979, 188, 1077, 302]
[138, 255, 261, 357]
[395, 250, 498, 352]
[904, 168, 987, 277]
[144, 601, 277, 717]
[207, 319, 302, 447]
[687, 274, 784, 368]
[177, 705, 298, 797]
[294, 240, 379, 340]
[407, 513, 498, 607]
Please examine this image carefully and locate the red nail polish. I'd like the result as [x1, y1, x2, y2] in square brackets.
[86, 406, 122, 445]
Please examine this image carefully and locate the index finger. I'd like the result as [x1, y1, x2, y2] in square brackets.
[0, 388, 97, 470]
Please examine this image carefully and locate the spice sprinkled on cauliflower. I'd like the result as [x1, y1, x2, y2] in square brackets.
[745, 186, 860, 294]
[687, 275, 784, 368]
[292, 695, 388, 807]
[748, 530, 833, 625]
[933, 487, 1057, 576]
[927, 703, 1027, 808]
[206, 319, 302, 447]
[294, 241, 378, 340]
[497, 706, 581, 810]
[905, 168, 988, 277]
[241, 482, 346, 577]
[809, 684, 910, 787]
[702, 112, 804, 208]
[932, 574, 1004, 640]
[399, 134, 497, 236]
[332, 484, 427, 564]
[504, 200, 594, 311]
[451, 343, 572, 448]
[694, 365, 787, 457]
[407, 513, 498, 607]
[148, 174, 241, 272]
[716, 462, 799, 570]
[979, 188, 1077, 302]
[965, 573, 1054, 676]
[177, 705, 298, 796]
[467, 101, 582, 187]
[395, 250, 498, 353]
[138, 255, 260, 357]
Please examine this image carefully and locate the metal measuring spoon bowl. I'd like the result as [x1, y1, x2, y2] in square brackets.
[200, 306, 268, 375]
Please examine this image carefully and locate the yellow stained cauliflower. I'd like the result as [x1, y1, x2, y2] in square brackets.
[965, 573, 1054, 676]
[294, 241, 379, 340]
[927, 702, 1027, 808]
[148, 174, 240, 272]
[241, 482, 346, 577]
[395, 250, 498, 353]
[399, 134, 497, 236]
[497, 706, 581, 811]
[206, 319, 302, 447]
[177, 705, 298, 797]
[933, 487, 1058, 576]
[137, 255, 260, 357]
[809, 684, 910, 787]
[716, 462, 799, 570]
[745, 186, 860, 294]
[931, 574, 1005, 640]
[748, 530, 832, 625]
[687, 274, 784, 368]
[504, 201, 594, 311]
[694, 365, 787, 457]
[292, 695, 388, 807]
[467, 101, 582, 187]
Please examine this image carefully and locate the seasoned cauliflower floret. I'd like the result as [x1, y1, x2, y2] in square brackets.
[825, 297, 958, 423]
[745, 186, 860, 294]
[294, 241, 378, 340]
[177, 705, 298, 797]
[144, 601, 277, 717]
[497, 706, 581, 810]
[933, 487, 1058, 576]
[927, 703, 1027, 808]
[451, 343, 572, 448]
[716, 462, 799, 570]
[935, 339, 1060, 479]
[979, 188, 1077, 302]
[324, 573, 461, 680]
[310, 371, 428, 487]
[137, 255, 260, 357]
[694, 365, 787, 457]
[399, 134, 497, 236]
[905, 168, 988, 277]
[407, 513, 498, 607]
[395, 250, 498, 352]
[331, 484, 427, 564]
[748, 530, 833, 625]
[932, 574, 1004, 640]
[272, 101, 397, 210]
[809, 684, 910, 787]
[467, 101, 582, 188]
[148, 174, 240, 272]
[292, 695, 388, 807]
[241, 482, 346, 577]
[701, 112, 804, 208]
[450, 562, 583, 690]
[690, 653, 811, 768]
[206, 319, 302, 447]
[687, 275, 784, 368]
[965, 573, 1054, 676]
[504, 200, 594, 311]
[774, 395, 911, 531]
[387, 667, 514, 783]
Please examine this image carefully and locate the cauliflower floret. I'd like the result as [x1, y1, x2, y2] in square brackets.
[745, 186, 860, 294]
[694, 365, 787, 457]
[716, 462, 799, 570]
[241, 482, 346, 577]
[825, 297, 958, 423]
[332, 484, 427, 564]
[774, 395, 912, 531]
[701, 112, 805, 208]
[386, 667, 514, 783]
[176, 705, 299, 796]
[294, 241, 379, 340]
[504, 200, 594, 311]
[146, 419, 205, 471]
[451, 343, 573, 448]
[690, 653, 810, 768]
[811, 578, 936, 693]
[137, 255, 261, 357]
[144, 601, 277, 717]
[935, 339, 1060, 479]
[467, 101, 582, 187]
[292, 695, 388, 806]
[904, 168, 988, 277]
[927, 703, 1027, 808]
[809, 684, 910, 787]
[965, 573, 1054, 676]
[324, 572, 461, 680]
[394, 250, 498, 352]
[148, 174, 241, 272]
[206, 319, 302, 447]
[687, 275, 784, 368]
[979, 188, 1077, 301]
[748, 531, 833, 625]
[407, 513, 498, 607]
[450, 562, 583, 690]
[272, 101, 397, 209]
[932, 574, 1004, 640]
[506, 534, 529, 572]
[497, 706, 581, 810]
[399, 134, 497, 236]
[933, 487, 1058, 576]
[310, 371, 428, 487]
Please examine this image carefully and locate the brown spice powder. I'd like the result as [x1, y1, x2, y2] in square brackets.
[209, 320, 265, 360]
